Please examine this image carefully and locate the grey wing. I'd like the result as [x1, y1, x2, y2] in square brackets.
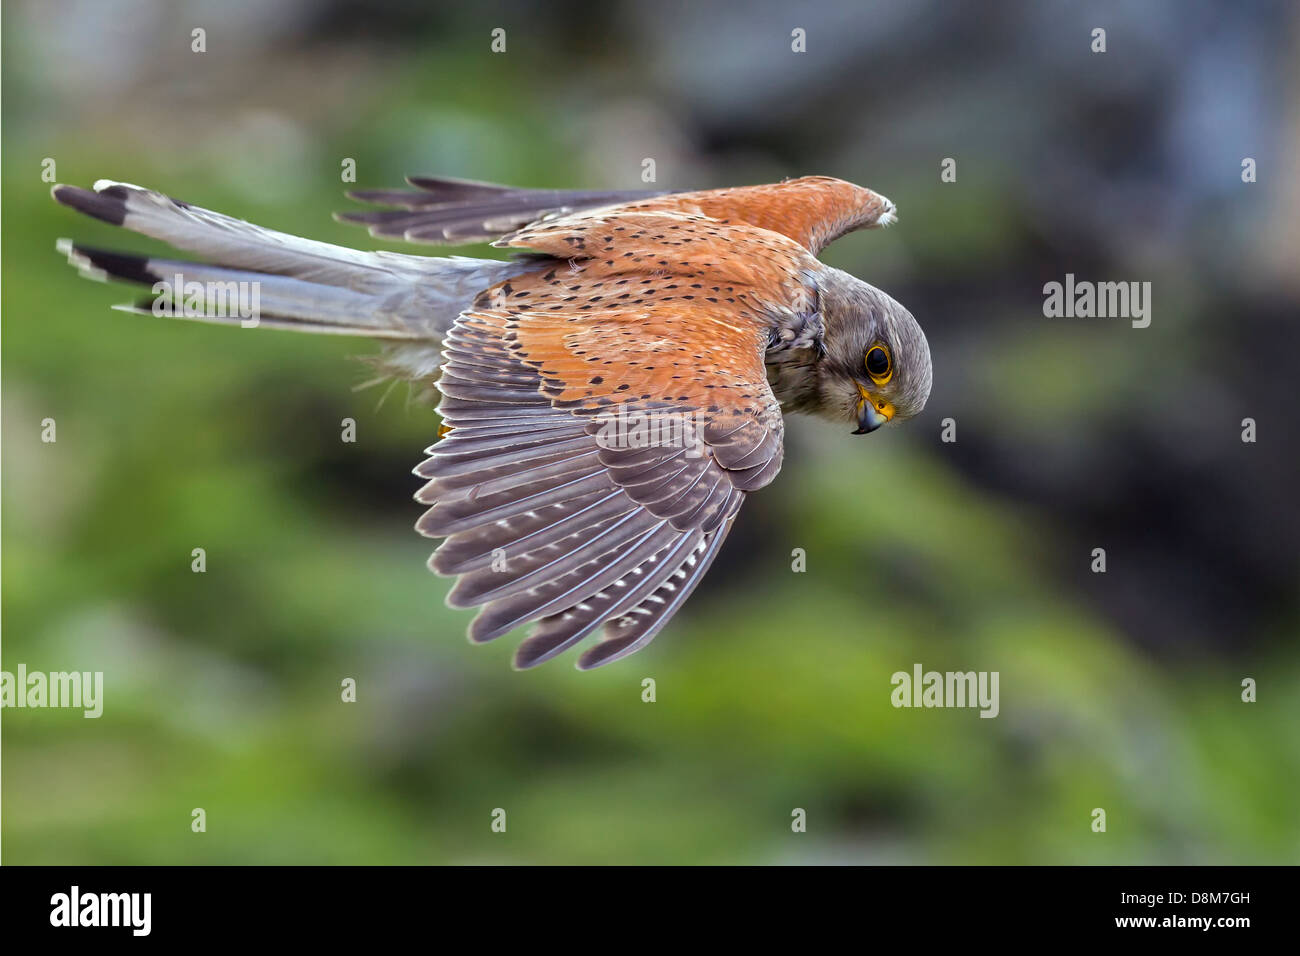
[415, 309, 783, 669]
[337, 175, 668, 246]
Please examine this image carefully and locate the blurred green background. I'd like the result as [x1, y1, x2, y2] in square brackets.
[3, 0, 1298, 864]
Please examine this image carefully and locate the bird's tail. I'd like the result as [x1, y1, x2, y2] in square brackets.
[52, 180, 529, 343]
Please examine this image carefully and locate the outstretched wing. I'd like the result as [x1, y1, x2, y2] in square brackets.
[418, 200, 804, 668]
[340, 175, 894, 255]
[421, 305, 782, 670]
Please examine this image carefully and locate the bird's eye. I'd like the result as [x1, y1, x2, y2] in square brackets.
[865, 344, 892, 384]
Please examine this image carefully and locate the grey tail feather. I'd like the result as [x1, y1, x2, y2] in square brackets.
[337, 174, 667, 245]
[52, 180, 531, 342]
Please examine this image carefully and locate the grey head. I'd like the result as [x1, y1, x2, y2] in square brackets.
[764, 269, 930, 434]
[791, 266, 932, 434]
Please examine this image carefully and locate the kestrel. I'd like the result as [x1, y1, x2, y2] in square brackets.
[52, 174, 931, 669]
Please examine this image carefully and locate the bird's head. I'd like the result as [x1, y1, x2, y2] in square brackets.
[813, 270, 932, 434]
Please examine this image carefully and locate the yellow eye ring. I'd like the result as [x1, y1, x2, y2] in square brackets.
[865, 344, 892, 385]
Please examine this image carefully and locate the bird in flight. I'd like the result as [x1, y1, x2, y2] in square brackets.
[53, 174, 931, 669]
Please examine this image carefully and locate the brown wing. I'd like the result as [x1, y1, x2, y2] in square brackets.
[605, 176, 897, 254]
[417, 202, 814, 668]
[420, 307, 782, 669]
[340, 175, 893, 254]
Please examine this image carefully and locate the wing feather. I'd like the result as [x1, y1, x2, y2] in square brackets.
[575, 519, 735, 670]
[409, 185, 802, 665]
[513, 531, 707, 669]
[338, 176, 666, 245]
[339, 174, 894, 256]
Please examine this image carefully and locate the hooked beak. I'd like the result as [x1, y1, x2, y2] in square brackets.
[853, 384, 894, 435]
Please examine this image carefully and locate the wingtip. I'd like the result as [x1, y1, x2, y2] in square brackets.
[876, 197, 898, 228]
[512, 630, 585, 670]
[510, 651, 542, 671]
[405, 174, 510, 193]
[331, 209, 363, 226]
[575, 644, 621, 670]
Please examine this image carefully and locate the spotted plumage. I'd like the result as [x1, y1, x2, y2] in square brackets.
[52, 174, 931, 668]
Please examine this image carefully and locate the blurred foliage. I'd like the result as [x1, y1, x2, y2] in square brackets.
[2, 0, 1297, 863]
